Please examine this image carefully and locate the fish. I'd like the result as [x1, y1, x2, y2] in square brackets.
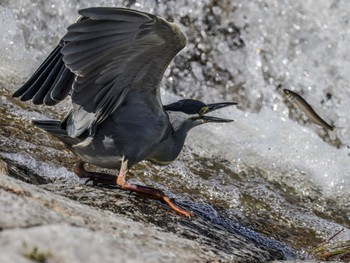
[283, 89, 335, 131]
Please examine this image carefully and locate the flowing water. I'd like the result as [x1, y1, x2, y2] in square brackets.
[1, 0, 349, 261]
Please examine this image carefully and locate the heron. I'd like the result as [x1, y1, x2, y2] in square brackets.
[13, 7, 237, 217]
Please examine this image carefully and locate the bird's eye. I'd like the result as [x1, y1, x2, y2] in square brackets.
[199, 106, 209, 116]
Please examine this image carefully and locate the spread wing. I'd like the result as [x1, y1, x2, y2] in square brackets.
[13, 7, 186, 137]
[12, 41, 73, 105]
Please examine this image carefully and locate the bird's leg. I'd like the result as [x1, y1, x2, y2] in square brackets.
[73, 161, 117, 185]
[117, 158, 193, 218]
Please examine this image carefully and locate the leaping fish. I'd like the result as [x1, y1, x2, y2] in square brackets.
[283, 89, 335, 131]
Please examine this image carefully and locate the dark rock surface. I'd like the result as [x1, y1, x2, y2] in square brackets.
[0, 158, 297, 262]
[0, 171, 212, 263]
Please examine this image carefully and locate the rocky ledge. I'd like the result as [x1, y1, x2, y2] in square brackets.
[0, 157, 298, 263]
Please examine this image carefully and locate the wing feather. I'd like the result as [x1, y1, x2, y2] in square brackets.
[13, 7, 186, 138]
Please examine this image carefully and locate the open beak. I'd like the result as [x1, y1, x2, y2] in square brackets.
[197, 101, 237, 122]
[195, 101, 237, 122]
[199, 115, 234, 123]
[205, 101, 238, 114]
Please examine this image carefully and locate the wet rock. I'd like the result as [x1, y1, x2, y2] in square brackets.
[0, 159, 8, 176]
[0, 174, 212, 262]
[0, 170, 296, 262]
[1, 224, 210, 263]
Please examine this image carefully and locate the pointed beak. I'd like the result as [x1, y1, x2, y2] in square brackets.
[200, 115, 234, 123]
[195, 101, 237, 123]
[205, 101, 238, 114]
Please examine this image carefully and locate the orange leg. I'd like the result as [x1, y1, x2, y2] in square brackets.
[73, 161, 117, 185]
[116, 158, 193, 218]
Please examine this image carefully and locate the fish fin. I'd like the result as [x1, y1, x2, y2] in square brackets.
[327, 126, 344, 141]
[328, 130, 337, 141]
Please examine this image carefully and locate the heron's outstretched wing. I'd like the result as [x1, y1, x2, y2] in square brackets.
[12, 41, 74, 105]
[63, 8, 186, 137]
[14, 7, 186, 137]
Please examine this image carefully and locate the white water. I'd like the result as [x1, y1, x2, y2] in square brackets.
[1, 0, 349, 243]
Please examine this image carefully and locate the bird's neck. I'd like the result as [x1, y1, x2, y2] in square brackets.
[147, 121, 192, 165]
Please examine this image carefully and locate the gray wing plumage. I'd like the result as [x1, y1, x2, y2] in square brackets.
[63, 8, 186, 137]
[12, 42, 74, 105]
[14, 7, 186, 137]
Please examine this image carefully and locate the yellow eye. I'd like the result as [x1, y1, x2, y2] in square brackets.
[199, 106, 209, 116]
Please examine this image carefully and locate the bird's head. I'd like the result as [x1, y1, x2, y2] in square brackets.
[164, 99, 236, 131]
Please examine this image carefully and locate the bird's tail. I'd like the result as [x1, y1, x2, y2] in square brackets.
[32, 120, 80, 148]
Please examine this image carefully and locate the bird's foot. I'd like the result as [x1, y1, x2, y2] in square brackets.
[121, 183, 193, 218]
[73, 160, 193, 218]
[116, 158, 192, 217]
[73, 162, 117, 185]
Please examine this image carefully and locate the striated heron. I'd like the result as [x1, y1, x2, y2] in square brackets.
[13, 7, 237, 217]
